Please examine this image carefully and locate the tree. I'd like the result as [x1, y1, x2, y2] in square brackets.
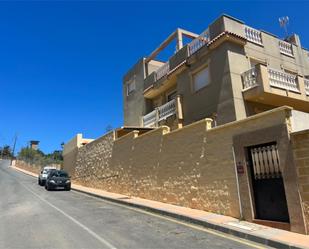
[18, 147, 44, 163]
[46, 150, 63, 161]
[0, 145, 13, 158]
[18, 147, 63, 166]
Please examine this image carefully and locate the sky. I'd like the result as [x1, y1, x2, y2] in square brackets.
[0, 0, 308, 154]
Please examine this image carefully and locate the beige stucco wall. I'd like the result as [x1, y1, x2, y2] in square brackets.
[15, 160, 42, 174]
[15, 160, 61, 174]
[63, 133, 94, 176]
[291, 130, 309, 234]
[72, 107, 307, 230]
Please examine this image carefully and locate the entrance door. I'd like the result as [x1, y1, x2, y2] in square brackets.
[247, 143, 290, 222]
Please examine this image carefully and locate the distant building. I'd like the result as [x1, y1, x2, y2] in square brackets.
[29, 140, 39, 150]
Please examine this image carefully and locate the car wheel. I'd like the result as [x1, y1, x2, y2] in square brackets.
[38, 179, 41, 185]
[65, 187, 71, 191]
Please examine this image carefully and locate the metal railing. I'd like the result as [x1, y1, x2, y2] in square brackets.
[156, 61, 170, 81]
[188, 28, 210, 56]
[242, 67, 258, 89]
[268, 68, 299, 92]
[279, 40, 293, 57]
[244, 26, 263, 45]
[304, 78, 309, 95]
[143, 109, 157, 127]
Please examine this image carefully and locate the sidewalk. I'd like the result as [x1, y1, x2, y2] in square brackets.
[12, 165, 309, 249]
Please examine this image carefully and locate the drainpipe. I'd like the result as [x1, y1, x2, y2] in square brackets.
[232, 146, 243, 220]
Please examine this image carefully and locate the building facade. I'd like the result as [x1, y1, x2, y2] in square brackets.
[123, 14, 309, 130]
[63, 14, 309, 234]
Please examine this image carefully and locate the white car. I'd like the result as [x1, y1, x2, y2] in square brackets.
[38, 166, 57, 186]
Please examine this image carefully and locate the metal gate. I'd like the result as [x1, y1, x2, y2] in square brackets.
[248, 143, 290, 222]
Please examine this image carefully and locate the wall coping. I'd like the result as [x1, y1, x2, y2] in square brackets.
[167, 106, 293, 137]
[290, 129, 309, 136]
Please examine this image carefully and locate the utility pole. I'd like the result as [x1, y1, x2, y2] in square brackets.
[11, 134, 17, 166]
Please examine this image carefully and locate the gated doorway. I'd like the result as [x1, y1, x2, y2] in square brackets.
[247, 143, 290, 222]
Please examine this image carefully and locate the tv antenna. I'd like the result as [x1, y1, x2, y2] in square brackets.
[279, 16, 289, 37]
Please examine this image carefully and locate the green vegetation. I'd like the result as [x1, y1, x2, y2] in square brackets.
[18, 147, 63, 167]
[0, 145, 13, 159]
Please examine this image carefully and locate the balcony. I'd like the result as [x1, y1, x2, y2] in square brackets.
[268, 68, 299, 92]
[244, 26, 263, 46]
[242, 64, 309, 112]
[144, 28, 211, 99]
[142, 99, 176, 127]
[188, 28, 210, 56]
[279, 40, 294, 57]
[244, 25, 295, 58]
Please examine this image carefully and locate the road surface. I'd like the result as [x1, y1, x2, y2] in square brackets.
[0, 160, 268, 249]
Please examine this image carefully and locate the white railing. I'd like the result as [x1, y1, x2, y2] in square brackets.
[244, 26, 263, 45]
[142, 99, 177, 127]
[279, 40, 293, 57]
[143, 110, 157, 127]
[156, 61, 170, 81]
[268, 68, 299, 92]
[188, 28, 210, 56]
[158, 99, 176, 121]
[242, 67, 258, 90]
[304, 78, 309, 95]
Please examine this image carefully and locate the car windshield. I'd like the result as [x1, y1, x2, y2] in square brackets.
[52, 171, 68, 178]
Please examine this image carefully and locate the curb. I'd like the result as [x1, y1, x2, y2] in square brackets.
[72, 188, 304, 249]
[11, 166, 307, 249]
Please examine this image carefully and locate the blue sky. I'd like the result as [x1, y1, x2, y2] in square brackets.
[0, 1, 308, 154]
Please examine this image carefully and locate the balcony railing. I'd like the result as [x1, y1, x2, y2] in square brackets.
[242, 67, 258, 89]
[304, 78, 309, 95]
[279, 40, 293, 57]
[158, 99, 176, 121]
[156, 61, 170, 81]
[188, 28, 210, 56]
[268, 68, 299, 92]
[244, 26, 262, 45]
[143, 110, 157, 127]
[143, 99, 176, 127]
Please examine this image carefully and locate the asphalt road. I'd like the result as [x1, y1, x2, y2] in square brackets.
[0, 159, 268, 249]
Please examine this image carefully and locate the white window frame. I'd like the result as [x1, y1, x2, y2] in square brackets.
[126, 78, 136, 96]
[192, 66, 210, 92]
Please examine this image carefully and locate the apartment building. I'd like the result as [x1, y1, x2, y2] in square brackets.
[123, 14, 309, 129]
[63, 14, 309, 233]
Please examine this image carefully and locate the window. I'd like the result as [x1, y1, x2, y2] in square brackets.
[127, 79, 136, 96]
[167, 91, 177, 101]
[193, 67, 209, 92]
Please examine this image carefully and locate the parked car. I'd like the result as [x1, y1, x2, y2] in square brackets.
[45, 170, 71, 191]
[38, 166, 57, 186]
